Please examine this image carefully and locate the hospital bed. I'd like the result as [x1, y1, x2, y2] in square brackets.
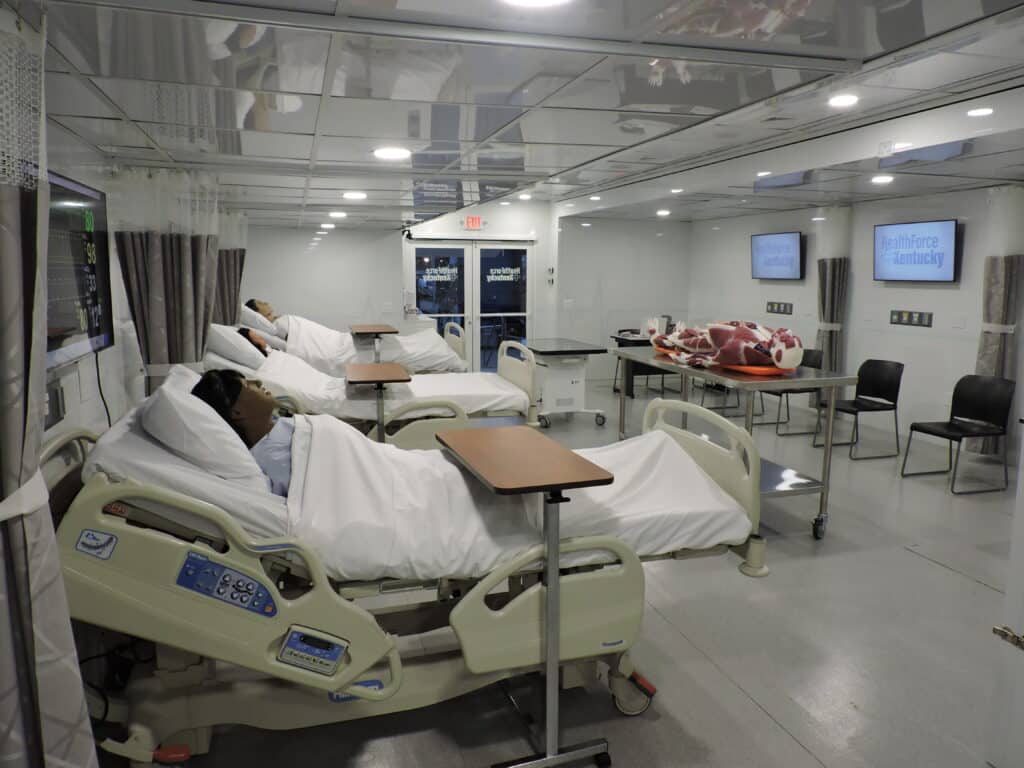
[44, 395, 766, 765]
[444, 321, 465, 360]
[205, 323, 540, 428]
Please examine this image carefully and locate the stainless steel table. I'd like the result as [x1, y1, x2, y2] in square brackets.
[613, 347, 857, 539]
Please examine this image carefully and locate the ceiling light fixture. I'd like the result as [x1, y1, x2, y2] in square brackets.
[581, 222, 592, 227]
[812, 216, 827, 221]
[967, 107, 994, 117]
[59, 200, 87, 208]
[373, 146, 411, 160]
[589, 195, 601, 201]
[329, 211, 347, 218]
[565, 203, 575, 207]
[656, 209, 670, 217]
[499, 201, 511, 206]
[712, 226, 721, 231]
[871, 175, 894, 185]
[317, 230, 327, 235]
[893, 142, 914, 151]
[501, 0, 573, 7]
[828, 93, 859, 108]
[313, 237, 322, 241]
[343, 191, 367, 200]
[518, 193, 532, 200]
[321, 223, 335, 229]
[757, 171, 772, 177]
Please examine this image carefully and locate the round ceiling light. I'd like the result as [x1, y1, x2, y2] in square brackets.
[656, 209, 670, 217]
[343, 191, 368, 200]
[501, 0, 573, 7]
[670, 188, 683, 194]
[499, 201, 511, 206]
[828, 93, 859, 108]
[317, 230, 327, 235]
[757, 171, 772, 178]
[589, 195, 601, 201]
[581, 222, 592, 227]
[373, 146, 411, 160]
[871, 175, 894, 185]
[329, 211, 347, 218]
[321, 223, 336, 229]
[518, 193, 532, 200]
[967, 107, 994, 117]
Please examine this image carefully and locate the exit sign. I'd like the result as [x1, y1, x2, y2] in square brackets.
[463, 215, 484, 231]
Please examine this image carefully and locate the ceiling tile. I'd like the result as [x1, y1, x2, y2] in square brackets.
[51, 116, 153, 148]
[317, 136, 469, 166]
[47, 73, 115, 118]
[496, 108, 701, 147]
[319, 98, 521, 142]
[474, 142, 617, 173]
[143, 124, 313, 159]
[309, 175, 413, 191]
[858, 52, 1022, 93]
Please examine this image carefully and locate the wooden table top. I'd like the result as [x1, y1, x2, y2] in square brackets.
[436, 426, 614, 496]
[350, 324, 400, 335]
[345, 362, 411, 385]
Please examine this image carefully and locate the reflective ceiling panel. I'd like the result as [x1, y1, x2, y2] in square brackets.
[51, 116, 153, 149]
[147, 126, 314, 161]
[47, 7, 331, 92]
[329, 35, 602, 106]
[94, 78, 320, 134]
[542, 55, 823, 113]
[497, 108, 702, 147]
[309, 175, 414, 192]
[204, 0, 341, 13]
[474, 142, 616, 173]
[317, 136, 472, 167]
[46, 73, 115, 118]
[318, 98, 521, 142]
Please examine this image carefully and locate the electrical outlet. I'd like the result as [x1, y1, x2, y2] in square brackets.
[766, 301, 794, 315]
[890, 309, 933, 327]
[45, 381, 65, 430]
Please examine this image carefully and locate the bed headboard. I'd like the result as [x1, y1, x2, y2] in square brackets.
[642, 399, 760, 532]
[444, 322, 465, 361]
[40, 429, 100, 527]
[497, 341, 538, 425]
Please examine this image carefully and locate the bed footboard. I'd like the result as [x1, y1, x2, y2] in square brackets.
[643, 398, 767, 577]
[443, 322, 465, 361]
[497, 340, 539, 426]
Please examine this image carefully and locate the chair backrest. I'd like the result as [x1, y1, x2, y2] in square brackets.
[855, 359, 904, 404]
[617, 328, 640, 334]
[800, 349, 823, 370]
[951, 375, 1015, 428]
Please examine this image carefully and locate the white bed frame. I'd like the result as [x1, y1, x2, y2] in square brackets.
[42, 399, 763, 764]
[443, 321, 465, 361]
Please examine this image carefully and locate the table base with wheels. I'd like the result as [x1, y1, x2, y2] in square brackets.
[345, 362, 411, 443]
[528, 339, 609, 430]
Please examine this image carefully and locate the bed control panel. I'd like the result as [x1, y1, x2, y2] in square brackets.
[175, 552, 277, 618]
[277, 626, 347, 676]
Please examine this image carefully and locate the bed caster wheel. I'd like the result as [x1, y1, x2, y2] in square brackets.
[812, 517, 827, 540]
[593, 752, 612, 767]
[610, 672, 655, 716]
[595, 413, 606, 426]
[538, 416, 551, 429]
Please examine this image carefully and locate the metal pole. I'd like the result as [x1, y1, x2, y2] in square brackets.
[618, 357, 629, 440]
[744, 389, 756, 433]
[679, 373, 690, 430]
[376, 384, 386, 442]
[543, 492, 561, 758]
[818, 386, 837, 519]
[374, 335, 381, 363]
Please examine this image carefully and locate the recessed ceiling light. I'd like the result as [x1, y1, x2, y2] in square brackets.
[757, 171, 772, 177]
[871, 175, 894, 185]
[812, 216, 827, 221]
[59, 200, 87, 208]
[893, 142, 914, 151]
[712, 226, 721, 231]
[589, 195, 601, 201]
[499, 201, 511, 205]
[656, 233, 664, 237]
[518, 193, 532, 200]
[501, 0, 573, 7]
[828, 93, 859, 108]
[313, 237, 322, 241]
[741, 199, 748, 203]
[967, 107, 994, 117]
[373, 146, 411, 160]
[671, 188, 683, 194]
[343, 191, 367, 200]
[329, 211, 347, 218]
[565, 203, 575, 207]
[321, 223, 335, 229]
[656, 209, 670, 217]
[317, 230, 327, 235]
[581, 222, 592, 227]
[551, 177, 561, 183]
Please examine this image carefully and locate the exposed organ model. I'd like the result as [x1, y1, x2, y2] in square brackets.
[651, 321, 804, 370]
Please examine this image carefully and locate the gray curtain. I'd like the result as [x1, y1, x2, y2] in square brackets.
[0, 182, 98, 766]
[115, 231, 218, 392]
[212, 247, 246, 326]
[970, 254, 1022, 454]
[814, 257, 850, 405]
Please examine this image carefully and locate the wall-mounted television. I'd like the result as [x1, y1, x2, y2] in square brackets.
[46, 172, 114, 369]
[751, 232, 804, 280]
[873, 219, 958, 282]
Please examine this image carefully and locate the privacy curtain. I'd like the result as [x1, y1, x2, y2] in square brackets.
[815, 256, 850, 375]
[0, 9, 98, 767]
[110, 170, 219, 391]
[970, 187, 1024, 454]
[211, 210, 247, 326]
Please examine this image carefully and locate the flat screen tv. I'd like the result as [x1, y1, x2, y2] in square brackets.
[46, 172, 114, 369]
[751, 232, 804, 280]
[873, 219, 958, 282]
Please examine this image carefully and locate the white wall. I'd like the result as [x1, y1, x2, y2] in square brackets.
[688, 188, 1016, 442]
[556, 218, 691, 379]
[242, 227, 406, 330]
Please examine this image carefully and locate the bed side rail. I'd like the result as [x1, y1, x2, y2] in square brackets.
[497, 340, 539, 426]
[41, 428, 100, 466]
[443, 322, 465, 361]
[381, 399, 471, 450]
[57, 473, 400, 700]
[450, 535, 644, 674]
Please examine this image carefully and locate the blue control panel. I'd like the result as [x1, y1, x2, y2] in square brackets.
[277, 627, 347, 676]
[176, 552, 277, 618]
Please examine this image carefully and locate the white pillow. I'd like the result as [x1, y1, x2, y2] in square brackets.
[207, 324, 267, 371]
[240, 306, 282, 338]
[141, 385, 270, 491]
[162, 365, 202, 392]
[260, 331, 287, 351]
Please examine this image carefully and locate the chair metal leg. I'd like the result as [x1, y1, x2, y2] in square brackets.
[848, 408, 901, 460]
[813, 408, 857, 448]
[901, 430, 954, 477]
[777, 393, 820, 436]
[951, 435, 1011, 494]
[612, 358, 621, 394]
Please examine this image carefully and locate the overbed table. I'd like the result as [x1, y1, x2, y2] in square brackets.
[350, 323, 399, 362]
[345, 362, 411, 442]
[613, 347, 857, 539]
[436, 426, 614, 768]
[527, 338, 608, 428]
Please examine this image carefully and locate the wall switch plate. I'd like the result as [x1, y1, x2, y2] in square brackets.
[890, 309, 933, 327]
[766, 301, 793, 315]
[952, 314, 967, 330]
[45, 381, 65, 430]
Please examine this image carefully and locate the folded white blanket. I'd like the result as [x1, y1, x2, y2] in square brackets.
[287, 415, 752, 581]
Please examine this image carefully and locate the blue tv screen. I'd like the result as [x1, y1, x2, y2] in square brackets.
[751, 232, 803, 280]
[874, 220, 957, 282]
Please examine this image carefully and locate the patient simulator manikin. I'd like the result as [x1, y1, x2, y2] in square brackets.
[246, 297, 278, 321]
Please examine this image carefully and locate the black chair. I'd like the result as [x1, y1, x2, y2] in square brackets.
[757, 349, 823, 435]
[901, 375, 1015, 494]
[813, 359, 904, 459]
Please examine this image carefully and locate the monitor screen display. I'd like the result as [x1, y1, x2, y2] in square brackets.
[46, 172, 114, 369]
[873, 220, 957, 282]
[751, 232, 803, 280]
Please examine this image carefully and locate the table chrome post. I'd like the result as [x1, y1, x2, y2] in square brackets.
[618, 357, 630, 440]
[374, 335, 381, 363]
[817, 386, 838, 533]
[744, 389, 756, 433]
[679, 373, 690, 429]
[542, 491, 562, 758]
[375, 383, 385, 442]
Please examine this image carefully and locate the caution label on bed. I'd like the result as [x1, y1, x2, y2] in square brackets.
[76, 529, 118, 560]
[328, 679, 384, 703]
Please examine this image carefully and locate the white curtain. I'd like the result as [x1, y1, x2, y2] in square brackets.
[0, 8, 98, 767]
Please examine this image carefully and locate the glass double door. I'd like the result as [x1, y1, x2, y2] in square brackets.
[409, 242, 530, 372]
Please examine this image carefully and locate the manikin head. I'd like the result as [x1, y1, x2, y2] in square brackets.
[238, 327, 269, 356]
[191, 369, 276, 448]
[245, 298, 277, 321]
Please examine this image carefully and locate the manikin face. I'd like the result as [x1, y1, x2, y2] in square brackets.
[253, 300, 277, 321]
[247, 330, 269, 353]
[230, 380, 276, 446]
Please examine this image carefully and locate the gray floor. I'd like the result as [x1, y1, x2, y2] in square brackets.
[188, 380, 1016, 768]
